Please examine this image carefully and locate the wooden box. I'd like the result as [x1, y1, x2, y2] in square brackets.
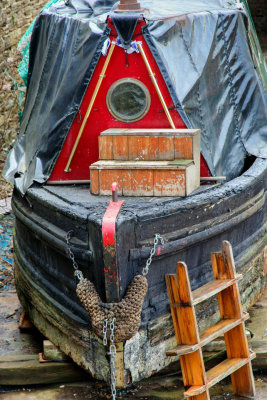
[98, 128, 200, 163]
[90, 160, 199, 197]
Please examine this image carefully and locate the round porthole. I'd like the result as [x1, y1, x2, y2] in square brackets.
[106, 78, 151, 123]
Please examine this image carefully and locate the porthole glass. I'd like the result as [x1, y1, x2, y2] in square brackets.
[106, 78, 151, 123]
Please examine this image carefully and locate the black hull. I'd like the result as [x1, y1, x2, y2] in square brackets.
[13, 158, 267, 383]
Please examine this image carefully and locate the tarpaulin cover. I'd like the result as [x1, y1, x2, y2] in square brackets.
[4, 0, 267, 194]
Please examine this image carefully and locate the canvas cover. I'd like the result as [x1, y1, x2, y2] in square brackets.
[4, 0, 267, 194]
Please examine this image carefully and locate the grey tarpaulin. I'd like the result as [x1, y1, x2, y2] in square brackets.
[3, 0, 267, 194]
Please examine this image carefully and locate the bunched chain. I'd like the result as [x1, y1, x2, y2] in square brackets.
[142, 233, 165, 276]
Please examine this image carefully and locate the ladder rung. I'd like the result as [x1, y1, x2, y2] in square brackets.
[192, 274, 242, 305]
[166, 343, 199, 356]
[184, 385, 207, 397]
[199, 313, 249, 346]
[206, 353, 256, 389]
[184, 353, 256, 397]
[167, 314, 249, 356]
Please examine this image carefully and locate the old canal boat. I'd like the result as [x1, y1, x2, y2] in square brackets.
[3, 0, 267, 386]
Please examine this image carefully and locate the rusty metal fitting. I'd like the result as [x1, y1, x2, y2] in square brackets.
[116, 0, 142, 12]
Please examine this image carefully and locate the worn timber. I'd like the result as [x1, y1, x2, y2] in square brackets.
[12, 157, 267, 385]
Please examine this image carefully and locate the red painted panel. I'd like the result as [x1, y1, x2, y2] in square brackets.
[49, 19, 210, 182]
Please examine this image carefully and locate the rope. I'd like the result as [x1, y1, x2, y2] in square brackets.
[76, 274, 148, 343]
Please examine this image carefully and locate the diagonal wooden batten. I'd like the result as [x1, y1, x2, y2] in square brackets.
[64, 42, 116, 172]
[137, 42, 176, 129]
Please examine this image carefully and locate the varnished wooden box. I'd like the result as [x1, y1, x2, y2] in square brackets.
[91, 128, 200, 197]
[98, 128, 200, 162]
[90, 160, 199, 196]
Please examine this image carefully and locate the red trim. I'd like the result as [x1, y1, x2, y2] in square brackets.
[102, 200, 124, 246]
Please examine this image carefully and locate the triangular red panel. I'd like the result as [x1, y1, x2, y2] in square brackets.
[49, 19, 210, 183]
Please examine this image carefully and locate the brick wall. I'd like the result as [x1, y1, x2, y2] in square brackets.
[0, 1, 47, 155]
[247, 0, 267, 34]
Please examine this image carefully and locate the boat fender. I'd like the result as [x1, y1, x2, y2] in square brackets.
[76, 274, 148, 343]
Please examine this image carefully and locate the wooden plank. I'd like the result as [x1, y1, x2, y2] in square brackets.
[100, 128, 201, 137]
[0, 354, 88, 385]
[122, 169, 154, 196]
[165, 274, 183, 344]
[90, 160, 193, 170]
[211, 242, 243, 319]
[175, 262, 199, 345]
[113, 135, 129, 160]
[211, 252, 242, 319]
[43, 340, 68, 361]
[98, 169, 123, 195]
[166, 343, 199, 356]
[154, 169, 186, 196]
[166, 315, 249, 356]
[114, 342, 125, 389]
[184, 385, 207, 398]
[18, 310, 33, 330]
[192, 276, 242, 305]
[166, 265, 199, 346]
[158, 136, 175, 160]
[90, 160, 198, 196]
[185, 163, 200, 196]
[224, 324, 256, 396]
[174, 136, 193, 159]
[180, 350, 207, 397]
[211, 252, 228, 280]
[128, 136, 159, 160]
[99, 135, 113, 159]
[199, 315, 249, 346]
[222, 240, 237, 279]
[230, 361, 256, 397]
[90, 169, 99, 194]
[206, 355, 255, 389]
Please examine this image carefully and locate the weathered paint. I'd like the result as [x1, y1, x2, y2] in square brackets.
[102, 195, 124, 302]
[11, 158, 267, 385]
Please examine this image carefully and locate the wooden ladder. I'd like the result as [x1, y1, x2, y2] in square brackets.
[165, 240, 256, 399]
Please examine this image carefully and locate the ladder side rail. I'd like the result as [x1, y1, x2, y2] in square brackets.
[211, 241, 256, 397]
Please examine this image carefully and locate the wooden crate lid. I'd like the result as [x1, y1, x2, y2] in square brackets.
[90, 160, 194, 170]
[100, 128, 200, 137]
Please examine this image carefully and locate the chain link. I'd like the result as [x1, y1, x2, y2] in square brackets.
[103, 318, 108, 346]
[66, 230, 84, 281]
[142, 233, 164, 276]
[108, 318, 116, 400]
[102, 318, 117, 400]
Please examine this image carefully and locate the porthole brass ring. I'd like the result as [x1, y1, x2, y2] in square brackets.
[106, 78, 151, 123]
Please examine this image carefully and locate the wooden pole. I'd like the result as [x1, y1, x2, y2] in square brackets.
[64, 42, 116, 172]
[137, 42, 176, 129]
